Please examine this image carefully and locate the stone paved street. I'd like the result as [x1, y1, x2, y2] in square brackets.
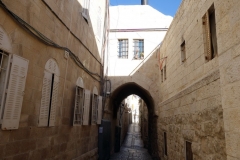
[110, 124, 152, 160]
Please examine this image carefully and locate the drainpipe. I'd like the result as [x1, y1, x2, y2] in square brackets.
[141, 0, 148, 5]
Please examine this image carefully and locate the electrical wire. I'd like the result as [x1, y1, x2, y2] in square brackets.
[0, 0, 102, 82]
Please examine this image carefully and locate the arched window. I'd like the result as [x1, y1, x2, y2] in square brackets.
[73, 77, 85, 126]
[91, 86, 102, 125]
[38, 58, 60, 127]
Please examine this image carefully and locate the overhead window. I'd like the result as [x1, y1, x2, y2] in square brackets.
[118, 39, 128, 59]
[73, 77, 84, 126]
[0, 52, 29, 130]
[202, 4, 217, 61]
[38, 59, 60, 127]
[133, 39, 144, 60]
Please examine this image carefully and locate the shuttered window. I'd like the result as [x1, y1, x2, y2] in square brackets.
[203, 4, 217, 61]
[1, 54, 29, 130]
[91, 94, 98, 125]
[97, 96, 102, 124]
[83, 89, 91, 125]
[73, 86, 84, 126]
[38, 59, 59, 127]
[0, 50, 9, 121]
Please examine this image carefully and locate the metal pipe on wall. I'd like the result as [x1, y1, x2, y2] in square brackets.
[141, 0, 148, 5]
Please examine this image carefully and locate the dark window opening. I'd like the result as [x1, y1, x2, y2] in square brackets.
[164, 66, 166, 80]
[186, 141, 193, 160]
[181, 40, 186, 62]
[164, 132, 167, 156]
[48, 74, 55, 126]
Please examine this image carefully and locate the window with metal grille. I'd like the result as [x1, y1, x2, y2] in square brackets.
[118, 39, 128, 59]
[181, 40, 186, 62]
[202, 4, 217, 61]
[73, 86, 84, 126]
[91, 94, 98, 124]
[186, 141, 193, 160]
[0, 51, 29, 130]
[0, 50, 9, 110]
[133, 39, 144, 60]
[164, 132, 167, 156]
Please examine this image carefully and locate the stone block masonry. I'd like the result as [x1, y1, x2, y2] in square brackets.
[158, 70, 226, 160]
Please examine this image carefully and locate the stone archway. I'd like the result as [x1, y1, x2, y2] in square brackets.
[109, 82, 159, 159]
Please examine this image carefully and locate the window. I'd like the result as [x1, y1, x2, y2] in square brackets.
[0, 53, 29, 130]
[118, 39, 128, 59]
[164, 132, 167, 156]
[202, 4, 217, 61]
[181, 40, 186, 62]
[82, 89, 91, 125]
[38, 59, 60, 127]
[133, 39, 144, 60]
[82, 0, 90, 22]
[161, 69, 163, 82]
[164, 65, 167, 80]
[186, 141, 193, 160]
[97, 96, 102, 124]
[91, 93, 98, 124]
[73, 77, 84, 126]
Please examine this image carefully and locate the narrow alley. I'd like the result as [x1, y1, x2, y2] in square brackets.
[110, 123, 152, 160]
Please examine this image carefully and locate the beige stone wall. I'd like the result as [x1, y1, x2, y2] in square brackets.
[157, 0, 240, 159]
[158, 70, 226, 159]
[0, 0, 107, 159]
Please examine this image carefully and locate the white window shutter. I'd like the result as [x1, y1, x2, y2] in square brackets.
[83, 89, 90, 125]
[2, 54, 29, 130]
[38, 71, 52, 127]
[49, 75, 59, 127]
[97, 96, 102, 124]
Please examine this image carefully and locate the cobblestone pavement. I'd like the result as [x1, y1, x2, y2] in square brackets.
[110, 123, 152, 160]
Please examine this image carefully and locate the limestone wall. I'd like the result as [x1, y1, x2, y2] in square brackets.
[0, 0, 107, 159]
[155, 0, 240, 159]
[158, 70, 226, 159]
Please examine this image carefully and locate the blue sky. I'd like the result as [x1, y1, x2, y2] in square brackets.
[110, 0, 182, 17]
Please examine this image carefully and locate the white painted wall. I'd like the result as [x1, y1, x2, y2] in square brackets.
[107, 5, 173, 76]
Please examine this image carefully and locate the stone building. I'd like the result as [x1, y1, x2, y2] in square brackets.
[0, 0, 109, 159]
[156, 0, 240, 159]
[105, 0, 240, 159]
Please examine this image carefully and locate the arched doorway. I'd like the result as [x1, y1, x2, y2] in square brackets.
[109, 82, 159, 158]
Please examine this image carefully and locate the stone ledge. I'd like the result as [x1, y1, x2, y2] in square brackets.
[159, 69, 220, 106]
